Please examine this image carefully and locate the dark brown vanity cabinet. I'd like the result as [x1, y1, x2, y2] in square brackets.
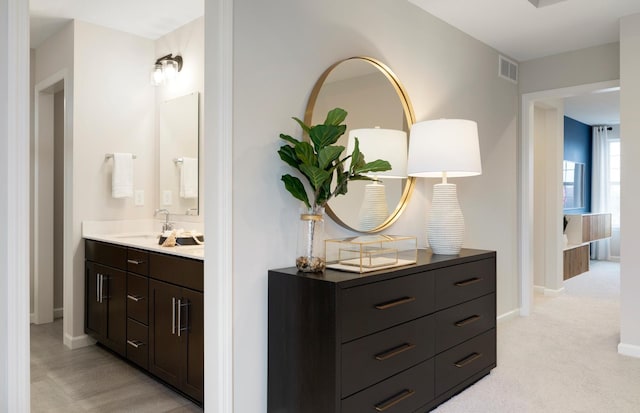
[85, 242, 127, 357]
[85, 240, 204, 405]
[148, 251, 204, 403]
[268, 249, 497, 413]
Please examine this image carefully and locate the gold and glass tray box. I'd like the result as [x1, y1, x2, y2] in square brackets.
[325, 235, 417, 273]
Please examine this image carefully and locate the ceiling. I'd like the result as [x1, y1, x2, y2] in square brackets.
[30, 0, 624, 126]
[29, 0, 203, 48]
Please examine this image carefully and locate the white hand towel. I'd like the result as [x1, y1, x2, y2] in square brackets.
[179, 157, 198, 199]
[112, 152, 134, 198]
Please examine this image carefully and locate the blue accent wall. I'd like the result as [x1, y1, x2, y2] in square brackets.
[563, 116, 592, 213]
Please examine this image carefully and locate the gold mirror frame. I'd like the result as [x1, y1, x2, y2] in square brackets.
[304, 56, 416, 233]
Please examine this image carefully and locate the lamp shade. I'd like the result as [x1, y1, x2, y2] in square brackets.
[346, 128, 407, 179]
[407, 119, 482, 178]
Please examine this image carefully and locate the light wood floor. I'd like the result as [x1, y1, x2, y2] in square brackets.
[31, 319, 203, 413]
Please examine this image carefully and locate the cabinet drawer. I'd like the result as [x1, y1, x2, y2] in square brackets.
[127, 248, 149, 276]
[435, 293, 495, 353]
[434, 258, 495, 310]
[127, 319, 149, 369]
[127, 274, 149, 325]
[434, 328, 496, 396]
[85, 240, 126, 270]
[149, 253, 203, 292]
[342, 315, 435, 397]
[341, 359, 434, 413]
[340, 273, 434, 342]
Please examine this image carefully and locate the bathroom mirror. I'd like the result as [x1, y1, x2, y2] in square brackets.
[304, 57, 416, 232]
[159, 92, 199, 215]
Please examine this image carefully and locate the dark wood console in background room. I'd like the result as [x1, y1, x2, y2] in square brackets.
[268, 248, 497, 413]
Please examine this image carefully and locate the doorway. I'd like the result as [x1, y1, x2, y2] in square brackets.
[520, 79, 620, 315]
[32, 74, 67, 327]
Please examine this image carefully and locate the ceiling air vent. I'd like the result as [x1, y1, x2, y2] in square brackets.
[499, 55, 518, 84]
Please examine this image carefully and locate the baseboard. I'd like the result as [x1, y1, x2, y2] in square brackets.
[543, 286, 565, 297]
[618, 343, 640, 358]
[64, 332, 96, 350]
[497, 308, 520, 323]
[30, 312, 34, 324]
[533, 285, 545, 294]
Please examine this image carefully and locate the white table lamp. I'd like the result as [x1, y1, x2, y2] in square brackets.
[347, 128, 407, 230]
[407, 119, 481, 254]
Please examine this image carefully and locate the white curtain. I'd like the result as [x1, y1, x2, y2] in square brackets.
[591, 126, 610, 260]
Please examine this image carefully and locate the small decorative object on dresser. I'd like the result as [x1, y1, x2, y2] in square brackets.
[268, 248, 497, 412]
[277, 107, 391, 272]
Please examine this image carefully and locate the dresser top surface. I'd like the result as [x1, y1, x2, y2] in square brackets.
[269, 248, 495, 287]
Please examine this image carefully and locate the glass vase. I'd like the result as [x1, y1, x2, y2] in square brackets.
[296, 206, 326, 272]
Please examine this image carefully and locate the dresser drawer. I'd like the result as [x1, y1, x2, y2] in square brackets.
[85, 239, 127, 270]
[127, 319, 149, 369]
[341, 358, 434, 413]
[149, 252, 203, 292]
[127, 274, 148, 325]
[341, 315, 435, 397]
[434, 328, 496, 396]
[434, 258, 495, 310]
[435, 293, 495, 353]
[340, 273, 435, 342]
[127, 248, 149, 276]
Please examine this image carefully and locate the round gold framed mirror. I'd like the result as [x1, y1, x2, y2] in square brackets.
[304, 56, 416, 233]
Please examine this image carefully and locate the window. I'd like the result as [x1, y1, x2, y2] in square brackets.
[609, 139, 620, 228]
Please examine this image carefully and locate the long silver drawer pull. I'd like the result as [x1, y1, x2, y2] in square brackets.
[172, 297, 176, 335]
[126, 340, 145, 348]
[96, 273, 100, 303]
[454, 314, 481, 327]
[375, 296, 416, 310]
[177, 299, 182, 337]
[454, 277, 483, 287]
[454, 352, 483, 368]
[127, 294, 144, 302]
[127, 259, 145, 265]
[375, 343, 416, 361]
[99, 274, 104, 303]
[374, 389, 415, 412]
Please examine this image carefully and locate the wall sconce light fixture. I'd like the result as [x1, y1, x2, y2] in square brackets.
[151, 54, 183, 86]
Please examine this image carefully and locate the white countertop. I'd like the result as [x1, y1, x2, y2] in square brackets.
[83, 220, 204, 260]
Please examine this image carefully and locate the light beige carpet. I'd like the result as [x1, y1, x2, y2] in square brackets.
[433, 260, 640, 413]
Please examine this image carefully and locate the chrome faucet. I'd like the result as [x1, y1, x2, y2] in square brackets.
[154, 208, 174, 232]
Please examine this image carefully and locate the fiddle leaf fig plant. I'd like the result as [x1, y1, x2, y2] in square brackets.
[278, 107, 392, 209]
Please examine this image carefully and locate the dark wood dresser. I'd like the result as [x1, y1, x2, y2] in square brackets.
[268, 248, 496, 413]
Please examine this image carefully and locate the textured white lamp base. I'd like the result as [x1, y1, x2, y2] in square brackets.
[358, 181, 389, 231]
[428, 183, 464, 255]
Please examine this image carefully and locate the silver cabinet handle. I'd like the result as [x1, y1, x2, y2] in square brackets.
[127, 294, 144, 302]
[171, 297, 176, 335]
[127, 259, 144, 265]
[96, 273, 100, 303]
[177, 299, 182, 337]
[99, 273, 104, 303]
[127, 339, 145, 348]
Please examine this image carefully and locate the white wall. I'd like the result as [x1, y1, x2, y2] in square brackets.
[533, 106, 548, 287]
[619, 13, 640, 357]
[519, 42, 620, 94]
[232, 0, 518, 411]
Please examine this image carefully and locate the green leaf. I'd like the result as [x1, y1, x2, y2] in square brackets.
[292, 117, 311, 135]
[281, 175, 310, 208]
[279, 133, 300, 146]
[353, 159, 392, 175]
[278, 146, 300, 169]
[324, 108, 347, 126]
[334, 171, 350, 196]
[318, 145, 344, 169]
[309, 124, 346, 149]
[349, 138, 365, 172]
[295, 141, 317, 166]
[299, 164, 331, 190]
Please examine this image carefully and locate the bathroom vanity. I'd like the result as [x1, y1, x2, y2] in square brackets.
[84, 235, 204, 405]
[268, 248, 496, 413]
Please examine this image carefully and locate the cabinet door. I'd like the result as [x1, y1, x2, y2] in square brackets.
[149, 279, 182, 388]
[105, 266, 127, 356]
[85, 262, 107, 340]
[180, 288, 204, 402]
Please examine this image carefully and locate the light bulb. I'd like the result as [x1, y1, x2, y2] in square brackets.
[164, 60, 178, 80]
[151, 64, 164, 85]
